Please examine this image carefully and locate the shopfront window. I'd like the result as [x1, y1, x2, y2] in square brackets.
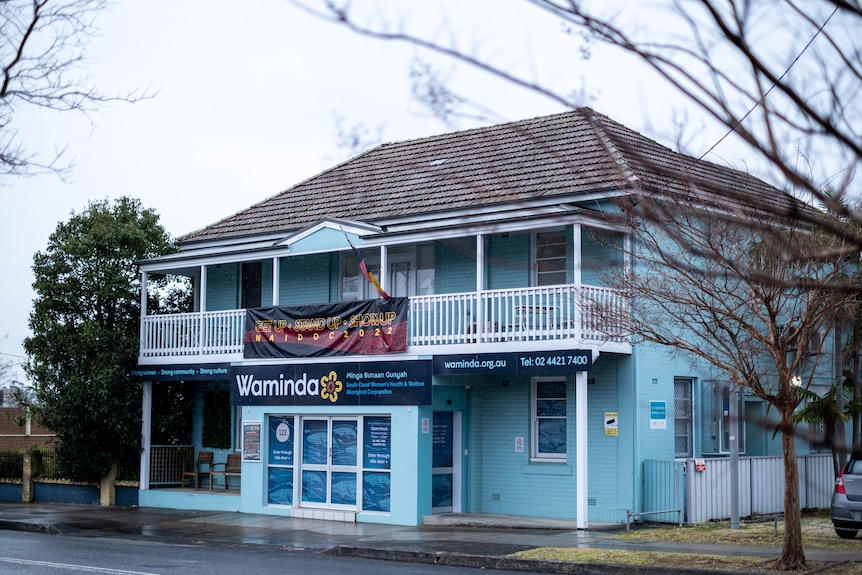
[266, 415, 391, 512]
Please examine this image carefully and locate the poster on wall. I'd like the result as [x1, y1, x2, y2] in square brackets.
[650, 401, 667, 430]
[244, 298, 408, 359]
[242, 422, 261, 461]
[604, 412, 619, 436]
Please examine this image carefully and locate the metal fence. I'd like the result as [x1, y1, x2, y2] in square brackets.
[642, 455, 834, 524]
[0, 451, 24, 478]
[149, 445, 193, 485]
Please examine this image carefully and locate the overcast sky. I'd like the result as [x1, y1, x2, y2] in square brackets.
[0, 0, 757, 381]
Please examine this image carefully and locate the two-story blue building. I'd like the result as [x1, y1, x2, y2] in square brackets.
[133, 109, 829, 526]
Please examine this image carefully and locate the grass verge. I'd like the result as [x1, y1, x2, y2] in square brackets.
[509, 512, 862, 573]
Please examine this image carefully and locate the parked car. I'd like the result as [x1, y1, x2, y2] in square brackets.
[831, 457, 862, 538]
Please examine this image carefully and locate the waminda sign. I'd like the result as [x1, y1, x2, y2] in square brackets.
[229, 360, 432, 406]
[244, 298, 408, 359]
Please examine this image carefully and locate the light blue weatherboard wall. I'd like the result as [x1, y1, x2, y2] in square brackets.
[467, 373, 586, 520]
[279, 253, 339, 305]
[581, 228, 624, 288]
[632, 344, 681, 463]
[486, 234, 530, 290]
[435, 237, 476, 294]
[206, 264, 238, 311]
[462, 355, 632, 524]
[587, 355, 625, 523]
[203, 232, 616, 310]
[201, 238, 482, 311]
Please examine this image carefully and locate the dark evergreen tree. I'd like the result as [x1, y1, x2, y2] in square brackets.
[23, 197, 175, 481]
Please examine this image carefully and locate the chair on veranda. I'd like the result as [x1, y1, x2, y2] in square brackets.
[181, 451, 213, 489]
[210, 453, 242, 490]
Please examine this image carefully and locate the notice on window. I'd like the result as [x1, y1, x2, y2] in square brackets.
[268, 416, 294, 465]
[363, 417, 391, 469]
[242, 422, 261, 461]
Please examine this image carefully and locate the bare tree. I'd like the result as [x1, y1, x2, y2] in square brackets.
[0, 355, 17, 388]
[0, 0, 148, 180]
[593, 198, 856, 568]
[327, 111, 385, 164]
[290, 0, 862, 263]
[289, 0, 862, 568]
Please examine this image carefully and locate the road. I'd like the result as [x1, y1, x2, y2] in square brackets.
[0, 530, 525, 574]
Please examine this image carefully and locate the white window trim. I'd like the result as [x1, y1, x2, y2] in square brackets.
[531, 376, 567, 461]
[531, 228, 568, 287]
[674, 377, 694, 459]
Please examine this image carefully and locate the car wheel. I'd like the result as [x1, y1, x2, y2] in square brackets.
[835, 527, 859, 539]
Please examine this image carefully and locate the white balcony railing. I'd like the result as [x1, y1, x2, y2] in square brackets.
[139, 285, 629, 359]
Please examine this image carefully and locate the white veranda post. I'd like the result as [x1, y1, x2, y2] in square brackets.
[576, 368, 589, 529]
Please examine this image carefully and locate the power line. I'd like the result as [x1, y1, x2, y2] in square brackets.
[693, 6, 839, 168]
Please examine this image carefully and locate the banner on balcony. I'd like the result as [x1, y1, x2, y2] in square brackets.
[244, 297, 408, 358]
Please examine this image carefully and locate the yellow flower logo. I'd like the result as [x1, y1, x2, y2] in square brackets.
[320, 371, 343, 403]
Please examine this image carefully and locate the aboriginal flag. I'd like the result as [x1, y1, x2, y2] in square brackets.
[344, 232, 391, 299]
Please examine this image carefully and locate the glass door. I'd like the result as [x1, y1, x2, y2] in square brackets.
[300, 417, 358, 509]
[432, 411, 461, 513]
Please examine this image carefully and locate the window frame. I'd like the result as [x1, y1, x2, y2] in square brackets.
[532, 228, 568, 287]
[339, 250, 380, 301]
[674, 377, 694, 459]
[531, 377, 567, 461]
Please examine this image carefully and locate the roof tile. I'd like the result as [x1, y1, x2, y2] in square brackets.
[180, 108, 790, 243]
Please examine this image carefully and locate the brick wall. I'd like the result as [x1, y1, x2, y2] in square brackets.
[0, 408, 54, 452]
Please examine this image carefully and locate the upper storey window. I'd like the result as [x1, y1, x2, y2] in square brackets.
[240, 261, 262, 309]
[340, 243, 435, 301]
[486, 228, 571, 290]
[533, 229, 568, 286]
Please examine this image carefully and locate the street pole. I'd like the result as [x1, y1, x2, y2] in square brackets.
[729, 386, 740, 530]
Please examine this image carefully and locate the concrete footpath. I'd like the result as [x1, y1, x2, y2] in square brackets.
[0, 502, 860, 574]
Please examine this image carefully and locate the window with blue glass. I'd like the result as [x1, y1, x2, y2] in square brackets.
[267, 415, 391, 512]
[532, 378, 567, 460]
[362, 416, 391, 512]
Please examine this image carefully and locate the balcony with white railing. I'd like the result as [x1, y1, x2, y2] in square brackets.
[139, 285, 631, 362]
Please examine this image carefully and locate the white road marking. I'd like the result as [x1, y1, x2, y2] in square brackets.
[0, 556, 160, 574]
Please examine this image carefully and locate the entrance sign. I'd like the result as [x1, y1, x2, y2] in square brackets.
[229, 360, 432, 406]
[268, 416, 294, 465]
[244, 298, 408, 358]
